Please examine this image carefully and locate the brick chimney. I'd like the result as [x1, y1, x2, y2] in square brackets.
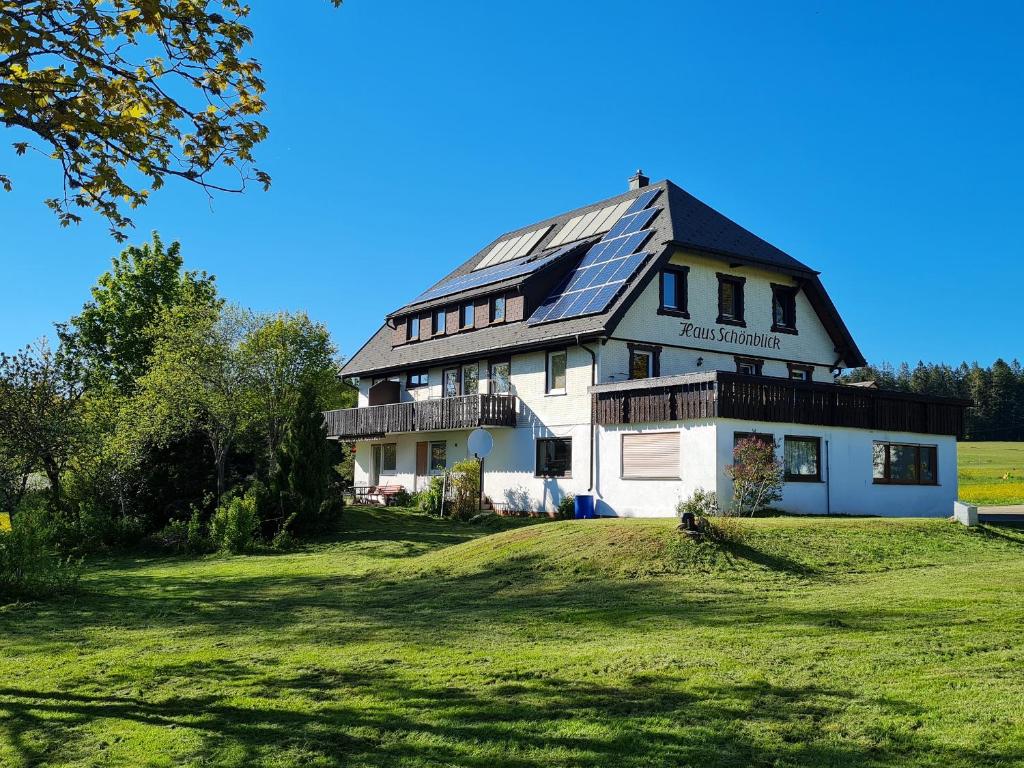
[628, 169, 649, 190]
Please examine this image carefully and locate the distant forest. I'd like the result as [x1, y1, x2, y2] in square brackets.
[842, 360, 1024, 441]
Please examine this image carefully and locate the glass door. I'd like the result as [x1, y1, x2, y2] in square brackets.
[370, 444, 382, 486]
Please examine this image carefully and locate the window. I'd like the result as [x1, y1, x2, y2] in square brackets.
[628, 344, 659, 380]
[771, 284, 798, 333]
[546, 350, 567, 394]
[784, 436, 821, 481]
[491, 295, 506, 323]
[735, 356, 763, 376]
[429, 441, 447, 473]
[379, 443, 397, 474]
[717, 273, 746, 326]
[462, 363, 479, 395]
[536, 438, 572, 477]
[490, 359, 511, 394]
[407, 316, 420, 341]
[406, 370, 428, 389]
[434, 308, 447, 335]
[461, 302, 474, 329]
[659, 266, 689, 316]
[788, 364, 813, 381]
[621, 432, 680, 479]
[443, 367, 460, 397]
[873, 442, 938, 485]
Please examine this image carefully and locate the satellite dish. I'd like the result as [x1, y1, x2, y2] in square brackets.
[467, 428, 493, 459]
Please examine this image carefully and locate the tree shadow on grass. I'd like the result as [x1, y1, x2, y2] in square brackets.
[0, 665, 1017, 767]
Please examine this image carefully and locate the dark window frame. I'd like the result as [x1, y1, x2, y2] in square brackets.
[627, 343, 661, 380]
[546, 348, 568, 394]
[717, 273, 746, 327]
[658, 266, 690, 317]
[783, 435, 822, 482]
[489, 357, 512, 395]
[872, 442, 939, 486]
[442, 367, 461, 397]
[788, 363, 814, 381]
[405, 370, 429, 389]
[490, 294, 507, 324]
[461, 362, 480, 395]
[433, 308, 447, 336]
[407, 315, 420, 341]
[460, 302, 475, 330]
[535, 437, 572, 478]
[735, 356, 764, 376]
[771, 283, 799, 335]
[429, 440, 447, 474]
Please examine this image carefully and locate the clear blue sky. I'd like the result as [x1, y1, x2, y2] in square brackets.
[3, 1, 1022, 367]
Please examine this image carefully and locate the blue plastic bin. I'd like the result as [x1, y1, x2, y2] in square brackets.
[574, 494, 595, 519]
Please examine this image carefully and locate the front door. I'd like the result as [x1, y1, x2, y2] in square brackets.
[370, 444, 382, 486]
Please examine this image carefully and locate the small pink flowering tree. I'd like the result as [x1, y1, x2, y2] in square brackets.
[725, 437, 784, 516]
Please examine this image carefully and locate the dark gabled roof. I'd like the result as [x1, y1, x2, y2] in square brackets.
[341, 179, 865, 376]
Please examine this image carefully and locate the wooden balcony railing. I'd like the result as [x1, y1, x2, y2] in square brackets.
[591, 371, 969, 437]
[324, 394, 516, 439]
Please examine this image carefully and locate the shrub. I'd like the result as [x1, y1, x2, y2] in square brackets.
[210, 493, 260, 554]
[449, 459, 481, 521]
[151, 509, 210, 555]
[318, 495, 345, 523]
[556, 493, 575, 519]
[675, 489, 720, 520]
[390, 488, 412, 508]
[418, 476, 445, 516]
[0, 512, 81, 600]
[725, 437, 784, 516]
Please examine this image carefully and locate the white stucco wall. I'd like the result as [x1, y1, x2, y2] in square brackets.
[586, 419, 957, 518]
[593, 422, 719, 518]
[604, 249, 840, 383]
[712, 419, 958, 517]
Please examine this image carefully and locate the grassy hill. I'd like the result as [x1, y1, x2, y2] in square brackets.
[959, 441, 1024, 505]
[1, 507, 1022, 767]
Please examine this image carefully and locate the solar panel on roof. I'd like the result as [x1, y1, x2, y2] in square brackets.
[625, 187, 661, 213]
[410, 241, 581, 305]
[547, 199, 633, 248]
[474, 225, 552, 270]
[527, 191, 662, 326]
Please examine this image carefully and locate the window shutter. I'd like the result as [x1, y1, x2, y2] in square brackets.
[415, 441, 428, 476]
[621, 433, 680, 479]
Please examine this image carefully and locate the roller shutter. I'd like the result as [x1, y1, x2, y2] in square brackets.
[621, 432, 680, 479]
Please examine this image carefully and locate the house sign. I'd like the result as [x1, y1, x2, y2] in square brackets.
[679, 321, 783, 351]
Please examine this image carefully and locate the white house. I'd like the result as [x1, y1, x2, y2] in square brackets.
[330, 173, 966, 517]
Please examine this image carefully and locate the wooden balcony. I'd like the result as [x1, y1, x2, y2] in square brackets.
[591, 371, 969, 438]
[324, 394, 516, 439]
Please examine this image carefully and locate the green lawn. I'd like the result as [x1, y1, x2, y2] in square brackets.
[2, 507, 1024, 767]
[958, 441, 1024, 505]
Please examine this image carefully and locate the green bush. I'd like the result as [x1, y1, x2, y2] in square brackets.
[0, 512, 81, 600]
[675, 489, 720, 520]
[210, 493, 260, 554]
[449, 459, 480, 521]
[417, 476, 445, 516]
[318, 495, 345, 523]
[150, 509, 210, 555]
[390, 488, 412, 507]
[556, 493, 575, 519]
